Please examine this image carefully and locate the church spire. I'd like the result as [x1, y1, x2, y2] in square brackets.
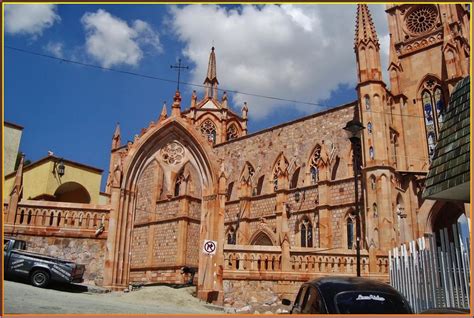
[204, 47, 219, 100]
[354, 4, 382, 83]
[112, 122, 121, 150]
[354, 4, 379, 50]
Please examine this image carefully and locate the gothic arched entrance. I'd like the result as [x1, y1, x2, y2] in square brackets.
[103, 117, 226, 303]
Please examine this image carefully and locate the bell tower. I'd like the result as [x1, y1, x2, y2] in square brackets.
[385, 4, 470, 166]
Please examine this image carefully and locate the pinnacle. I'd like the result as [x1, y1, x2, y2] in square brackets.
[355, 4, 379, 48]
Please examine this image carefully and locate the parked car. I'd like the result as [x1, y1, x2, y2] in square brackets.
[282, 276, 413, 314]
[4, 238, 85, 288]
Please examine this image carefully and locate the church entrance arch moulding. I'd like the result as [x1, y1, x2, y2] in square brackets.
[103, 117, 226, 304]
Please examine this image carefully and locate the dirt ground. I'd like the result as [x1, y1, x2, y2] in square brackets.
[4, 279, 223, 314]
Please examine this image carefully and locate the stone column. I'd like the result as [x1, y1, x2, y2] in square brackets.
[176, 196, 190, 265]
[197, 172, 226, 305]
[237, 181, 251, 244]
[103, 184, 121, 288]
[275, 173, 291, 271]
[317, 180, 332, 248]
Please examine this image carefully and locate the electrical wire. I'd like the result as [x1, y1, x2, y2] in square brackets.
[5, 45, 433, 120]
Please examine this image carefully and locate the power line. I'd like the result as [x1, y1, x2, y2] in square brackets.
[5, 45, 330, 109]
[5, 45, 432, 120]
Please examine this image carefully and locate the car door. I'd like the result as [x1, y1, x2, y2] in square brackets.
[291, 284, 309, 314]
[302, 286, 324, 314]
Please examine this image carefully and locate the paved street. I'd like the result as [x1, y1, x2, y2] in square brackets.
[4, 279, 222, 314]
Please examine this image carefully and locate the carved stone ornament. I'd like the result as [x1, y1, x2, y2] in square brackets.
[160, 141, 185, 165]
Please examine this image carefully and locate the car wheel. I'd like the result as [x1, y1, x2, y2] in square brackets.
[30, 269, 50, 288]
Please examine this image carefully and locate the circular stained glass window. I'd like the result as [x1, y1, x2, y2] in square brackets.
[405, 6, 438, 35]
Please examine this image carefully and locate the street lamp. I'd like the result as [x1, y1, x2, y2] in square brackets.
[343, 119, 365, 277]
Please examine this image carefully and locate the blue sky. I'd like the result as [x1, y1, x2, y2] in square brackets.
[4, 4, 390, 191]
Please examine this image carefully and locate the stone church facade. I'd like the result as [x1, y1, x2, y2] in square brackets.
[4, 4, 470, 305]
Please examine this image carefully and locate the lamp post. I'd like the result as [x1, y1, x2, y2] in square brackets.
[343, 119, 365, 277]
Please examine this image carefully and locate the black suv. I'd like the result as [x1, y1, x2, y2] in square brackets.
[283, 276, 413, 314]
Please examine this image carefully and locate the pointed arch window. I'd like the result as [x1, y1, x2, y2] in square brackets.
[226, 124, 239, 141]
[300, 218, 313, 247]
[174, 172, 185, 197]
[200, 119, 217, 144]
[370, 175, 376, 190]
[421, 83, 445, 159]
[367, 122, 373, 134]
[273, 155, 289, 192]
[310, 145, 322, 185]
[227, 227, 236, 245]
[347, 218, 354, 249]
[373, 203, 378, 217]
[369, 146, 375, 160]
[364, 95, 370, 110]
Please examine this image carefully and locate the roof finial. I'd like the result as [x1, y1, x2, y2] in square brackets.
[204, 46, 219, 99]
[160, 101, 168, 121]
[112, 122, 121, 150]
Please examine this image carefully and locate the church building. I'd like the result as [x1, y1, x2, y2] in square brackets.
[4, 4, 470, 305]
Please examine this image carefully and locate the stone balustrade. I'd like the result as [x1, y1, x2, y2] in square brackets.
[224, 245, 390, 281]
[4, 200, 111, 239]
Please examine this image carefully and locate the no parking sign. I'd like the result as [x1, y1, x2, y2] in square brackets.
[203, 240, 217, 255]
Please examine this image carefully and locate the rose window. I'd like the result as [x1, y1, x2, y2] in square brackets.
[161, 142, 184, 165]
[405, 6, 438, 35]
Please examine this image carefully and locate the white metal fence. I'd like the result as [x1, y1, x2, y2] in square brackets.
[389, 222, 471, 313]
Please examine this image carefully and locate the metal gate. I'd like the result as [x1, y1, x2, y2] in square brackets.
[389, 222, 470, 313]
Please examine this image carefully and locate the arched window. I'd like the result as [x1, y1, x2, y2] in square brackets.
[370, 175, 376, 190]
[57, 212, 62, 226]
[19, 210, 24, 224]
[347, 218, 354, 249]
[227, 227, 236, 245]
[310, 145, 322, 185]
[373, 203, 378, 217]
[226, 182, 234, 200]
[174, 172, 185, 197]
[290, 167, 300, 189]
[27, 211, 32, 225]
[273, 155, 289, 192]
[256, 175, 264, 196]
[421, 84, 445, 159]
[300, 219, 313, 248]
[367, 122, 373, 134]
[226, 124, 238, 141]
[369, 146, 375, 160]
[364, 95, 370, 110]
[200, 119, 217, 144]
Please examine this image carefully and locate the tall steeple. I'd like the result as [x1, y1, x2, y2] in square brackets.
[112, 122, 121, 150]
[354, 4, 382, 83]
[203, 47, 219, 100]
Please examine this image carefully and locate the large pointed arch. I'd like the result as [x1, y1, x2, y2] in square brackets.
[104, 117, 221, 293]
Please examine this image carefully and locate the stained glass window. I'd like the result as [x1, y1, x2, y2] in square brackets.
[422, 87, 445, 159]
[226, 124, 238, 141]
[347, 218, 354, 249]
[200, 119, 217, 144]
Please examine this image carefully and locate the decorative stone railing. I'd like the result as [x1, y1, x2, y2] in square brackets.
[4, 200, 111, 239]
[223, 245, 389, 281]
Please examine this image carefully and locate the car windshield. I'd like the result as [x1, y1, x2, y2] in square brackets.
[335, 291, 411, 314]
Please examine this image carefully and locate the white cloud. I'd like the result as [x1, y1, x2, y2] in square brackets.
[44, 41, 64, 58]
[5, 4, 60, 37]
[81, 9, 162, 68]
[169, 4, 389, 120]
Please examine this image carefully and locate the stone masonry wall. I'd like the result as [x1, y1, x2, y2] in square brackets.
[15, 234, 106, 286]
[223, 279, 302, 313]
[215, 104, 356, 193]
